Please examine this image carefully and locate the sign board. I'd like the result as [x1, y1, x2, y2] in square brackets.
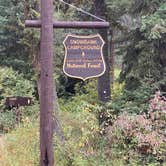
[5, 96, 32, 108]
[63, 34, 106, 80]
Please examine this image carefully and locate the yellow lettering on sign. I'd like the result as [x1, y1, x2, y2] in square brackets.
[87, 63, 101, 68]
[70, 39, 97, 45]
[67, 45, 100, 50]
[66, 63, 102, 69]
[67, 63, 86, 68]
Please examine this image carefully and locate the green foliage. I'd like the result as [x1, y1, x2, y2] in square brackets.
[106, 107, 166, 165]
[0, 0, 39, 80]
[54, 110, 101, 166]
[0, 110, 16, 133]
[0, 0, 165, 165]
[0, 106, 107, 166]
[98, 82, 155, 133]
[106, 0, 132, 14]
[1, 91, 165, 165]
[131, 0, 165, 15]
[0, 67, 34, 107]
[120, 2, 166, 92]
[105, 0, 132, 27]
[110, 82, 153, 114]
[0, 121, 39, 166]
[0, 104, 39, 133]
[99, 87, 166, 164]
[141, 3, 166, 39]
[0, 67, 36, 133]
[0, 0, 24, 54]
[59, 79, 99, 108]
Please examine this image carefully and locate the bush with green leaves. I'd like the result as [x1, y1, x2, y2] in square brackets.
[106, 91, 166, 165]
[0, 105, 111, 166]
[0, 67, 36, 133]
[0, 67, 34, 107]
[0, 89, 165, 165]
[120, 2, 166, 93]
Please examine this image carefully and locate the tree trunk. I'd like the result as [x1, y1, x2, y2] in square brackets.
[40, 0, 54, 165]
[159, 41, 166, 92]
[94, 0, 111, 102]
[110, 29, 115, 86]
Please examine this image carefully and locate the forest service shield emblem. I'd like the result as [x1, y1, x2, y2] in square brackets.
[63, 34, 106, 81]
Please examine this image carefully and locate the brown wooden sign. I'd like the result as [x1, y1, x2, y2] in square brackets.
[63, 34, 106, 80]
[5, 96, 32, 108]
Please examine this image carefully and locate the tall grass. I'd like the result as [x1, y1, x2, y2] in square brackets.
[0, 122, 39, 166]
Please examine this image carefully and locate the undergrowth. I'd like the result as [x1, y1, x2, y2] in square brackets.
[0, 75, 165, 165]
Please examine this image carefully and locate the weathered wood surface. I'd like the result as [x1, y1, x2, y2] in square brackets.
[25, 20, 109, 29]
[94, 0, 111, 102]
[5, 96, 32, 108]
[40, 0, 54, 165]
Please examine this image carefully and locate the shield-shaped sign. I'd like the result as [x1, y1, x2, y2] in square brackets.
[63, 34, 106, 81]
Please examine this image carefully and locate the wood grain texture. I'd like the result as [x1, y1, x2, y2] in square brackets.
[40, 0, 54, 165]
[25, 20, 109, 29]
[94, 0, 111, 102]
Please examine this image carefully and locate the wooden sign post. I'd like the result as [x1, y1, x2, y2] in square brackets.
[26, 0, 109, 165]
[39, 0, 54, 165]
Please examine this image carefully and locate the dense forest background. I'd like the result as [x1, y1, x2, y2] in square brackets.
[0, 0, 166, 165]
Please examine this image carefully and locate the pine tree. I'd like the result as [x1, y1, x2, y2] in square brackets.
[120, 1, 166, 92]
[0, 0, 39, 78]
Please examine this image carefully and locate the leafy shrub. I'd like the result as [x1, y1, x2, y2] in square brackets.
[0, 104, 39, 133]
[106, 91, 166, 165]
[105, 82, 155, 117]
[74, 80, 98, 102]
[0, 110, 16, 133]
[0, 67, 34, 108]
[59, 79, 100, 114]
[0, 105, 111, 166]
[149, 90, 166, 113]
[54, 109, 100, 166]
[0, 67, 36, 133]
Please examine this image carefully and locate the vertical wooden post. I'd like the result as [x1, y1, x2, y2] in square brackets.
[40, 0, 54, 165]
[98, 29, 111, 102]
[94, 0, 111, 102]
[25, 1, 110, 165]
[110, 29, 115, 85]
